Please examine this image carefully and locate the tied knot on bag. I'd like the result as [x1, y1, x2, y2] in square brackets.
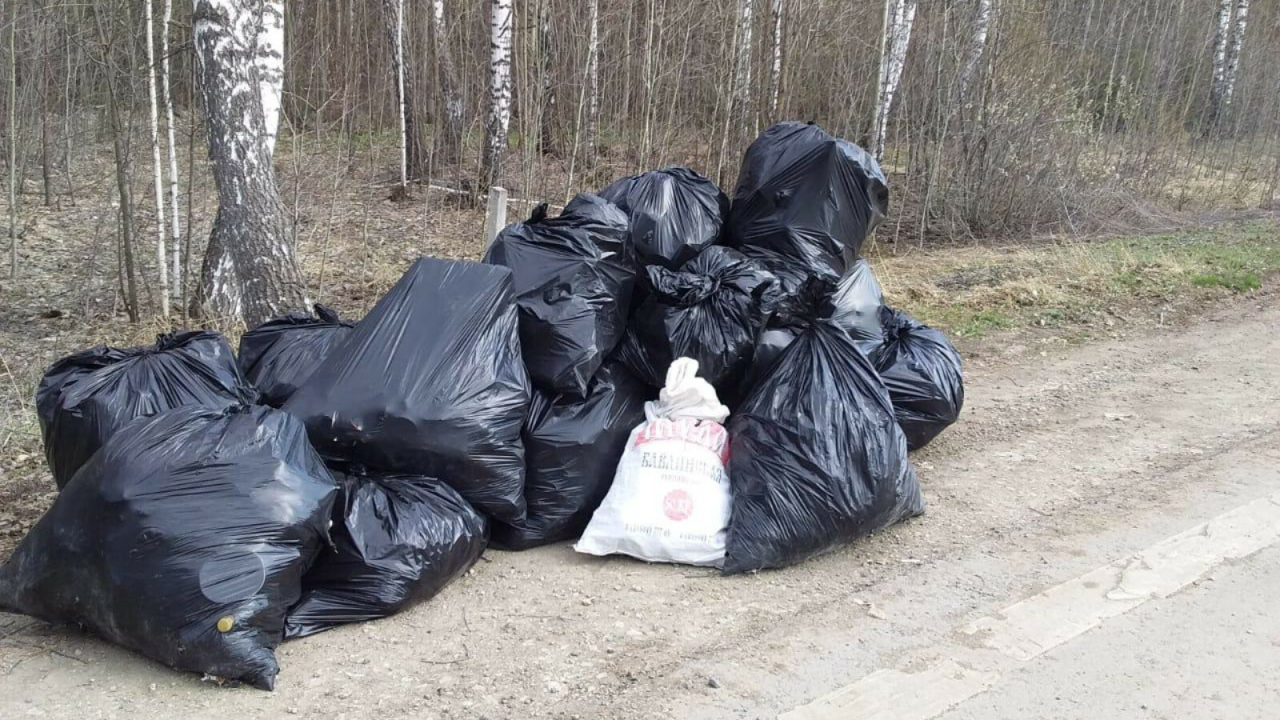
[645, 358, 729, 423]
[646, 265, 720, 307]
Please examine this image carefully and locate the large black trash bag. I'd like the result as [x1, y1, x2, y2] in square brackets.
[491, 362, 651, 550]
[237, 304, 355, 407]
[35, 330, 256, 489]
[284, 257, 532, 524]
[484, 194, 636, 398]
[736, 258, 883, 397]
[616, 246, 776, 393]
[0, 405, 339, 690]
[598, 166, 730, 268]
[727, 122, 889, 279]
[723, 280, 924, 574]
[285, 468, 488, 638]
[874, 306, 964, 451]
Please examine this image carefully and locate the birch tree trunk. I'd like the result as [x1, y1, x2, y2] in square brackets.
[193, 0, 306, 326]
[161, 0, 182, 297]
[1221, 0, 1250, 117]
[768, 0, 785, 119]
[257, 0, 284, 154]
[538, 0, 556, 155]
[383, 0, 410, 191]
[429, 0, 464, 168]
[585, 0, 599, 158]
[7, 0, 16, 280]
[144, 0, 171, 317]
[733, 0, 754, 121]
[1207, 0, 1233, 132]
[956, 0, 993, 104]
[482, 0, 514, 188]
[872, 0, 917, 161]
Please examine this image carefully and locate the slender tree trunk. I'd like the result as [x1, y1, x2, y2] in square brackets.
[956, 0, 993, 104]
[161, 0, 182, 295]
[538, 0, 556, 155]
[144, 0, 171, 317]
[733, 0, 754, 122]
[1207, 0, 1233, 132]
[194, 0, 306, 325]
[640, 0, 657, 166]
[872, 0, 917, 161]
[768, 0, 785, 119]
[7, 0, 17, 279]
[1221, 0, 1250, 119]
[40, 9, 53, 208]
[482, 0, 513, 188]
[383, 0, 410, 191]
[585, 0, 599, 159]
[96, 11, 139, 321]
[257, 0, 284, 154]
[429, 0, 464, 169]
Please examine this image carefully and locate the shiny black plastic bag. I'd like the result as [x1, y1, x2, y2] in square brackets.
[35, 331, 256, 489]
[598, 166, 729, 268]
[237, 304, 355, 407]
[284, 257, 531, 524]
[616, 246, 776, 393]
[874, 307, 965, 451]
[484, 194, 636, 398]
[0, 405, 339, 690]
[727, 122, 889, 279]
[285, 468, 488, 638]
[723, 281, 924, 574]
[491, 363, 651, 550]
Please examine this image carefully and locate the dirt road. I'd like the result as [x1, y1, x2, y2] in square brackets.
[2, 296, 1279, 720]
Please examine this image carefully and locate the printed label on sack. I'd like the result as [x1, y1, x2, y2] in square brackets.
[633, 418, 730, 464]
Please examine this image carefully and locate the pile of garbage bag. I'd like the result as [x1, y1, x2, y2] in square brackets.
[237, 304, 355, 407]
[35, 330, 256, 488]
[3, 120, 966, 689]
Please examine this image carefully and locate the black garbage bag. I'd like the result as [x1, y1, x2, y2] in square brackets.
[35, 331, 256, 489]
[874, 307, 964, 451]
[598, 166, 729, 268]
[723, 280, 924, 574]
[491, 362, 651, 550]
[284, 468, 488, 638]
[284, 257, 531, 524]
[616, 246, 776, 393]
[727, 122, 889, 279]
[484, 194, 636, 398]
[0, 405, 338, 690]
[237, 304, 355, 407]
[736, 258, 883, 398]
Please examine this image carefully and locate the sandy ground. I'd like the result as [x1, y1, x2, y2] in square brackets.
[1, 285, 1277, 719]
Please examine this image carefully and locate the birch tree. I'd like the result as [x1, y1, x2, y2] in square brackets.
[733, 0, 754, 121]
[193, 0, 306, 325]
[382, 0, 410, 192]
[538, 0, 556, 155]
[585, 0, 599, 158]
[1207, 0, 1232, 129]
[144, 0, 170, 317]
[1221, 0, 1250, 120]
[429, 0, 464, 167]
[956, 0, 993, 104]
[871, 0, 918, 161]
[256, 0, 284, 154]
[768, 0, 785, 119]
[482, 0, 513, 188]
[161, 0, 182, 296]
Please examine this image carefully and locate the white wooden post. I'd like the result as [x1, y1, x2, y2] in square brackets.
[483, 186, 509, 247]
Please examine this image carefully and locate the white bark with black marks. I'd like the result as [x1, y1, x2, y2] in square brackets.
[872, 0, 917, 161]
[430, 0, 464, 167]
[483, 0, 513, 188]
[768, 0, 785, 118]
[586, 0, 599, 157]
[1222, 0, 1250, 116]
[162, 0, 183, 294]
[384, 0, 408, 188]
[734, 0, 754, 117]
[193, 0, 306, 325]
[257, 0, 284, 154]
[144, 0, 170, 317]
[956, 0, 992, 104]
